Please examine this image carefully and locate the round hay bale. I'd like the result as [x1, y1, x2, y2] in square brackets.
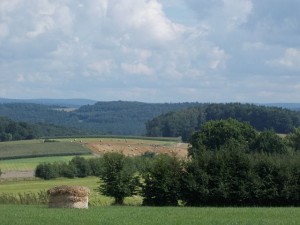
[47, 185, 90, 209]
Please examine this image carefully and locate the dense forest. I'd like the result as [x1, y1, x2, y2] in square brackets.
[146, 103, 300, 141]
[0, 101, 201, 135]
[0, 116, 86, 141]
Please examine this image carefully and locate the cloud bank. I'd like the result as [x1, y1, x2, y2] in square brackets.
[0, 0, 300, 102]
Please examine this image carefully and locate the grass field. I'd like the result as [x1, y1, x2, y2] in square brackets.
[0, 205, 299, 225]
[0, 140, 91, 160]
[0, 177, 141, 206]
[0, 155, 94, 171]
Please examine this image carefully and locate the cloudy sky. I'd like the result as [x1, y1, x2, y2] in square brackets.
[1, 0, 300, 103]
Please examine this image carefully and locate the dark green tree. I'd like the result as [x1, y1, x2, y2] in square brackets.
[251, 130, 287, 154]
[69, 156, 91, 178]
[98, 153, 139, 205]
[35, 163, 60, 180]
[141, 154, 182, 206]
[180, 151, 210, 206]
[188, 119, 257, 157]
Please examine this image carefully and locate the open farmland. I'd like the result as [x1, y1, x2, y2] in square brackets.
[0, 140, 91, 160]
[0, 205, 299, 225]
[84, 137, 188, 157]
[0, 137, 188, 179]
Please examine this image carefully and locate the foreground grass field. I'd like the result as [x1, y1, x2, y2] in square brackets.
[0, 205, 299, 225]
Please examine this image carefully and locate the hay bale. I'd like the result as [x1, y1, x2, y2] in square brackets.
[47, 185, 90, 209]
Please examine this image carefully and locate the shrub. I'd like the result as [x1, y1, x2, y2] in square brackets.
[35, 163, 60, 180]
[69, 156, 91, 178]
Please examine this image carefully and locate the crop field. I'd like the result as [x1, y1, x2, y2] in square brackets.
[0, 205, 299, 225]
[0, 139, 91, 160]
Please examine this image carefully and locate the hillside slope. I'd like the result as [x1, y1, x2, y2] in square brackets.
[146, 103, 300, 141]
[0, 101, 201, 135]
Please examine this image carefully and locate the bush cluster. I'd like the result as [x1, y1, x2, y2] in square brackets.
[35, 156, 102, 180]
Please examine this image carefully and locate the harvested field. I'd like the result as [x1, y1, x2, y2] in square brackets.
[85, 138, 188, 157]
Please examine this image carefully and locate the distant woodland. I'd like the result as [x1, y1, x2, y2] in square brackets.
[146, 103, 300, 141]
[0, 101, 300, 141]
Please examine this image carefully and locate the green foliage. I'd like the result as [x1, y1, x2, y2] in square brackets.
[188, 119, 257, 156]
[35, 163, 60, 180]
[35, 156, 93, 179]
[98, 152, 140, 205]
[287, 127, 300, 151]
[184, 120, 300, 206]
[0, 102, 200, 136]
[252, 130, 287, 154]
[141, 154, 182, 206]
[146, 103, 300, 141]
[69, 156, 92, 177]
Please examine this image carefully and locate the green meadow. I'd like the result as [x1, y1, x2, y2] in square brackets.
[0, 139, 91, 160]
[0, 156, 79, 171]
[0, 177, 142, 206]
[0, 205, 299, 225]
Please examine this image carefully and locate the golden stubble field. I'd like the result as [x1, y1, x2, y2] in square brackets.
[85, 138, 188, 158]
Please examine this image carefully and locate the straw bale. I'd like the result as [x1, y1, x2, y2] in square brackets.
[47, 185, 90, 197]
[47, 185, 90, 209]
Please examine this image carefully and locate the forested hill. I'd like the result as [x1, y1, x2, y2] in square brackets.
[1, 101, 300, 138]
[65, 101, 202, 135]
[0, 98, 97, 108]
[0, 116, 86, 141]
[0, 101, 201, 135]
[146, 103, 300, 141]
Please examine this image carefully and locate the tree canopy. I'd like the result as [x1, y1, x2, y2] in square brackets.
[146, 103, 300, 141]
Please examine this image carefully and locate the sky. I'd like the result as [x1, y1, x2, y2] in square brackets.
[0, 0, 300, 103]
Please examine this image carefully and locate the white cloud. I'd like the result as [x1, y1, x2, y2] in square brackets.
[121, 63, 153, 76]
[268, 48, 300, 69]
[88, 60, 115, 76]
[15, 72, 54, 84]
[0, 0, 300, 102]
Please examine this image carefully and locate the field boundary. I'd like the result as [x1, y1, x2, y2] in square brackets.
[45, 135, 182, 142]
[0, 152, 90, 161]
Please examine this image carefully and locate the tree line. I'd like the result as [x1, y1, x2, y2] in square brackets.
[0, 102, 201, 136]
[0, 116, 86, 142]
[146, 103, 300, 141]
[35, 119, 300, 206]
[1, 102, 300, 138]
